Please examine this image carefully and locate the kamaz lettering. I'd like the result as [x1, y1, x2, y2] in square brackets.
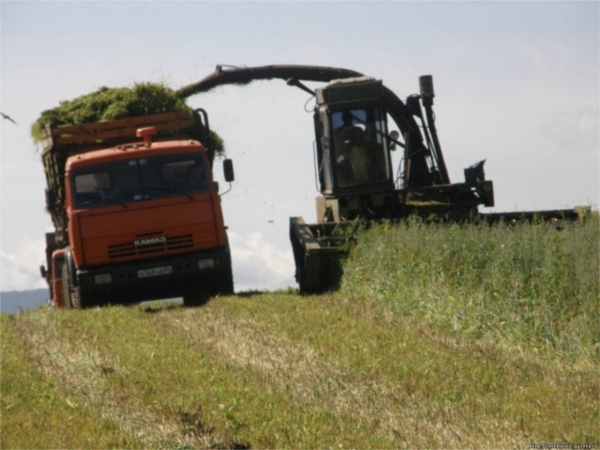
[134, 236, 167, 247]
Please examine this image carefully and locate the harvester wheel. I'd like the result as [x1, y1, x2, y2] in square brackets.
[298, 254, 341, 295]
[297, 265, 321, 295]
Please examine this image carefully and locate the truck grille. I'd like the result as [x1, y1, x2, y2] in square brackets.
[108, 234, 194, 260]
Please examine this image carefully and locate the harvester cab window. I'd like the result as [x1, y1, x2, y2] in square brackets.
[331, 107, 391, 187]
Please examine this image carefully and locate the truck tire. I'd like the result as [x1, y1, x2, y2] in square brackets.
[183, 290, 210, 307]
[183, 269, 233, 307]
[62, 262, 95, 309]
[218, 270, 234, 296]
[62, 262, 73, 309]
[219, 239, 234, 296]
[71, 288, 82, 309]
[72, 288, 96, 309]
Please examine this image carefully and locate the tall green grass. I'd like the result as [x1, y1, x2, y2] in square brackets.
[341, 215, 599, 361]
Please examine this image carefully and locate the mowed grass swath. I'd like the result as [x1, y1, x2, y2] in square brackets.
[2, 215, 598, 448]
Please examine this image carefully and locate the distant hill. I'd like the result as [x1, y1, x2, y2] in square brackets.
[1, 289, 48, 314]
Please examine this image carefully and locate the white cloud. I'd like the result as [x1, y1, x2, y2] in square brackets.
[0, 236, 48, 292]
[228, 231, 296, 293]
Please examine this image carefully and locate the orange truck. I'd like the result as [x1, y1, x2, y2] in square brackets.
[39, 110, 234, 308]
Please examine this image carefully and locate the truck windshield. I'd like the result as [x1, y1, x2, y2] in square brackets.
[72, 155, 210, 208]
[331, 107, 391, 187]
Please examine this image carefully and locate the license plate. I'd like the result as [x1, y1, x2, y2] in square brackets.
[138, 266, 173, 279]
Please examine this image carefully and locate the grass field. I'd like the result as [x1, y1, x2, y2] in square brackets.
[2, 216, 598, 449]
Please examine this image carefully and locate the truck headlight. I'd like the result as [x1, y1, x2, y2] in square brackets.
[198, 259, 215, 270]
[94, 274, 112, 285]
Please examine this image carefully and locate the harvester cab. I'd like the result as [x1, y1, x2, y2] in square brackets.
[313, 77, 397, 223]
[311, 75, 495, 224]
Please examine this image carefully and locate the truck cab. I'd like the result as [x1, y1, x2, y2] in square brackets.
[42, 111, 234, 308]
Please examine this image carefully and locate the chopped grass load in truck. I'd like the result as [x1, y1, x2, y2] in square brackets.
[40, 110, 234, 308]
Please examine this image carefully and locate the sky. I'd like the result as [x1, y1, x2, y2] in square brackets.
[1, 1, 598, 293]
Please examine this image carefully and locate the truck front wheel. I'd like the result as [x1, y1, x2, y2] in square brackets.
[71, 288, 97, 309]
[218, 270, 234, 296]
[183, 289, 210, 307]
[62, 262, 74, 309]
[183, 270, 234, 307]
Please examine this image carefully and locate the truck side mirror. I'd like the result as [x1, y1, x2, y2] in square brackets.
[40, 264, 47, 278]
[223, 159, 234, 182]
